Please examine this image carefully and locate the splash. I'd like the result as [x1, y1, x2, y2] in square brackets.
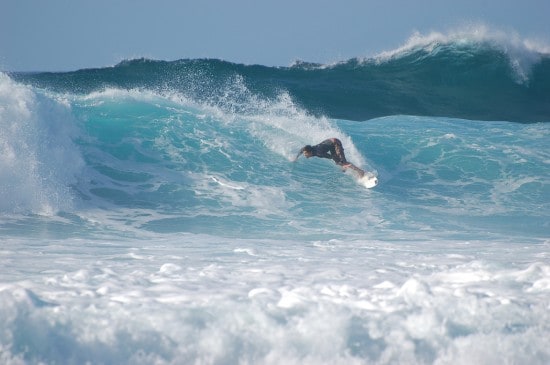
[0, 73, 83, 214]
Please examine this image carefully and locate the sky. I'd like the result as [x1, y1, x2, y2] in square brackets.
[1, 0, 550, 72]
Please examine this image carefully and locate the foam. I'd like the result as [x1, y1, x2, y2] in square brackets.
[1, 236, 548, 364]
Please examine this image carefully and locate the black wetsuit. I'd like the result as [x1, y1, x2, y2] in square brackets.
[310, 138, 348, 166]
[298, 138, 365, 177]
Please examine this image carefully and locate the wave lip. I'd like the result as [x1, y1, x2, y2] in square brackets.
[372, 25, 549, 83]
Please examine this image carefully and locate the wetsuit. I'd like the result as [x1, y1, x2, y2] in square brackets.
[297, 138, 365, 177]
[310, 138, 348, 166]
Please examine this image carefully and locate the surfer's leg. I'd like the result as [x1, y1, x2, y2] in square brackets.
[343, 163, 365, 178]
[333, 139, 348, 164]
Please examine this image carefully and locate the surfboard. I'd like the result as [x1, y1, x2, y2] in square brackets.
[358, 173, 378, 188]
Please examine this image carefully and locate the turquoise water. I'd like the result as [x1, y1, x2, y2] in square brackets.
[1, 31, 549, 365]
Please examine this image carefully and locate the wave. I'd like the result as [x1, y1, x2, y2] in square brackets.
[0, 71, 369, 222]
[1, 71, 547, 242]
[10, 28, 550, 123]
[372, 25, 549, 79]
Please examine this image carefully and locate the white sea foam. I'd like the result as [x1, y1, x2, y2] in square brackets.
[0, 236, 548, 364]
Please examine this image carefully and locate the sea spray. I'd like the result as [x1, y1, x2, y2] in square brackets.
[0, 73, 83, 214]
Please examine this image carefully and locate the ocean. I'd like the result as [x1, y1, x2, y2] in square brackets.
[1, 30, 549, 364]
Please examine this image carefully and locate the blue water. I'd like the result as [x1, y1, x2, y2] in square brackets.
[1, 30, 549, 365]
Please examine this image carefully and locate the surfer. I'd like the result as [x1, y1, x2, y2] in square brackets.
[294, 138, 365, 177]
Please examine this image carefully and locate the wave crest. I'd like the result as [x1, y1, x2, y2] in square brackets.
[372, 25, 549, 83]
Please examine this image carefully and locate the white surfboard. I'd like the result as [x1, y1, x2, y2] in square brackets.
[358, 173, 378, 188]
[342, 164, 378, 188]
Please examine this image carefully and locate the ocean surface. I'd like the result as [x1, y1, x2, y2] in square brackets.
[1, 30, 549, 364]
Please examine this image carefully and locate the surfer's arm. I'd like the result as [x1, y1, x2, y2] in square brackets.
[293, 149, 304, 162]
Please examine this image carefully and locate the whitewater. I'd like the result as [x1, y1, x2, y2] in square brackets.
[1, 29, 549, 365]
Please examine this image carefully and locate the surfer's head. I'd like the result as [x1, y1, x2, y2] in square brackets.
[301, 145, 314, 158]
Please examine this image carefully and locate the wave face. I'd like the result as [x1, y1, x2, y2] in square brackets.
[11, 31, 550, 123]
[1, 73, 547, 239]
[1, 29, 549, 365]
